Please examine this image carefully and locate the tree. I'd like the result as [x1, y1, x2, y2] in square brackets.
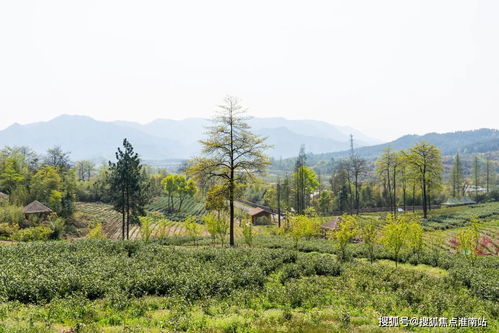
[176, 177, 197, 211]
[404, 142, 443, 218]
[138, 216, 153, 241]
[0, 158, 25, 194]
[160, 174, 197, 212]
[449, 153, 464, 197]
[189, 96, 270, 246]
[357, 217, 380, 263]
[293, 165, 319, 214]
[205, 185, 228, 217]
[318, 190, 332, 215]
[161, 174, 178, 212]
[203, 213, 229, 247]
[380, 214, 421, 267]
[406, 218, 424, 257]
[31, 165, 62, 204]
[75, 160, 96, 181]
[349, 135, 367, 214]
[455, 218, 481, 265]
[108, 139, 149, 240]
[472, 155, 481, 201]
[332, 215, 357, 261]
[289, 215, 320, 248]
[294, 146, 308, 214]
[376, 148, 400, 214]
[44, 146, 71, 171]
[184, 216, 201, 245]
[242, 218, 253, 247]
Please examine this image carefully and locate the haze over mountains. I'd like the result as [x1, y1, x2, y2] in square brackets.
[303, 128, 499, 166]
[0, 115, 381, 161]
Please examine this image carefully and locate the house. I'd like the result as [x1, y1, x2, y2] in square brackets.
[248, 207, 273, 225]
[23, 201, 53, 219]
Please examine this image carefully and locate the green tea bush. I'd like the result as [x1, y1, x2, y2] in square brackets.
[12, 226, 52, 241]
[0, 240, 316, 304]
[0, 222, 18, 239]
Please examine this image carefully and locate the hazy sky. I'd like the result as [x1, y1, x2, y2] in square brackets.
[1, 0, 498, 141]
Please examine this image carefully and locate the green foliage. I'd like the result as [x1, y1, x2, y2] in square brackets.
[108, 138, 150, 239]
[0, 222, 19, 239]
[318, 190, 332, 215]
[138, 216, 153, 241]
[357, 217, 380, 263]
[31, 165, 62, 204]
[332, 215, 357, 261]
[0, 241, 298, 304]
[202, 213, 229, 246]
[184, 216, 201, 244]
[87, 223, 106, 240]
[455, 217, 481, 264]
[380, 214, 419, 266]
[0, 204, 24, 225]
[0, 158, 25, 194]
[242, 219, 253, 247]
[288, 215, 320, 247]
[12, 226, 52, 241]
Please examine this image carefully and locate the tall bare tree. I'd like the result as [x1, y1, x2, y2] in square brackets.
[349, 135, 367, 215]
[189, 96, 270, 246]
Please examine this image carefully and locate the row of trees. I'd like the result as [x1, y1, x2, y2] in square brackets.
[262, 141, 444, 219]
[450, 153, 496, 200]
[0, 146, 77, 217]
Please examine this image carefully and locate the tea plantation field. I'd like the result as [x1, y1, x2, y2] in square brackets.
[0, 238, 498, 332]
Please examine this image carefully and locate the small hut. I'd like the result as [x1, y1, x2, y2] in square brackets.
[23, 200, 52, 219]
[248, 207, 272, 225]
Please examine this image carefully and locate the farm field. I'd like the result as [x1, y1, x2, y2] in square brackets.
[1, 201, 496, 332]
[75, 202, 270, 240]
[0, 239, 497, 332]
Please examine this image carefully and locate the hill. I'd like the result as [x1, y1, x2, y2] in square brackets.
[302, 128, 499, 165]
[0, 115, 380, 161]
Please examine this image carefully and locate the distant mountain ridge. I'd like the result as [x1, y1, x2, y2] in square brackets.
[0, 115, 381, 161]
[304, 128, 499, 165]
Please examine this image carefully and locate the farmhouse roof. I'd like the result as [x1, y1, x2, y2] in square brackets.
[321, 217, 340, 230]
[248, 207, 271, 217]
[442, 197, 476, 206]
[23, 201, 53, 214]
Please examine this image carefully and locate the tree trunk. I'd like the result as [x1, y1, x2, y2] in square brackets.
[422, 175, 427, 218]
[277, 183, 281, 228]
[122, 189, 126, 240]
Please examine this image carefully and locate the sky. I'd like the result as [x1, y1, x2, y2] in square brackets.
[0, 0, 498, 141]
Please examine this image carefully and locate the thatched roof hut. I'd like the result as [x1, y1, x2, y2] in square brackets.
[23, 201, 52, 215]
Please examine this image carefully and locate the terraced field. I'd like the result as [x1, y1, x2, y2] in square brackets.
[424, 219, 499, 255]
[76, 202, 257, 240]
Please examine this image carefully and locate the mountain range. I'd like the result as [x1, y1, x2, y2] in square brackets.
[0, 115, 381, 161]
[303, 128, 499, 165]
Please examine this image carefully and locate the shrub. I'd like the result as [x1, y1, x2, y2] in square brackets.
[87, 223, 106, 240]
[0, 222, 19, 239]
[0, 205, 24, 225]
[12, 226, 52, 241]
